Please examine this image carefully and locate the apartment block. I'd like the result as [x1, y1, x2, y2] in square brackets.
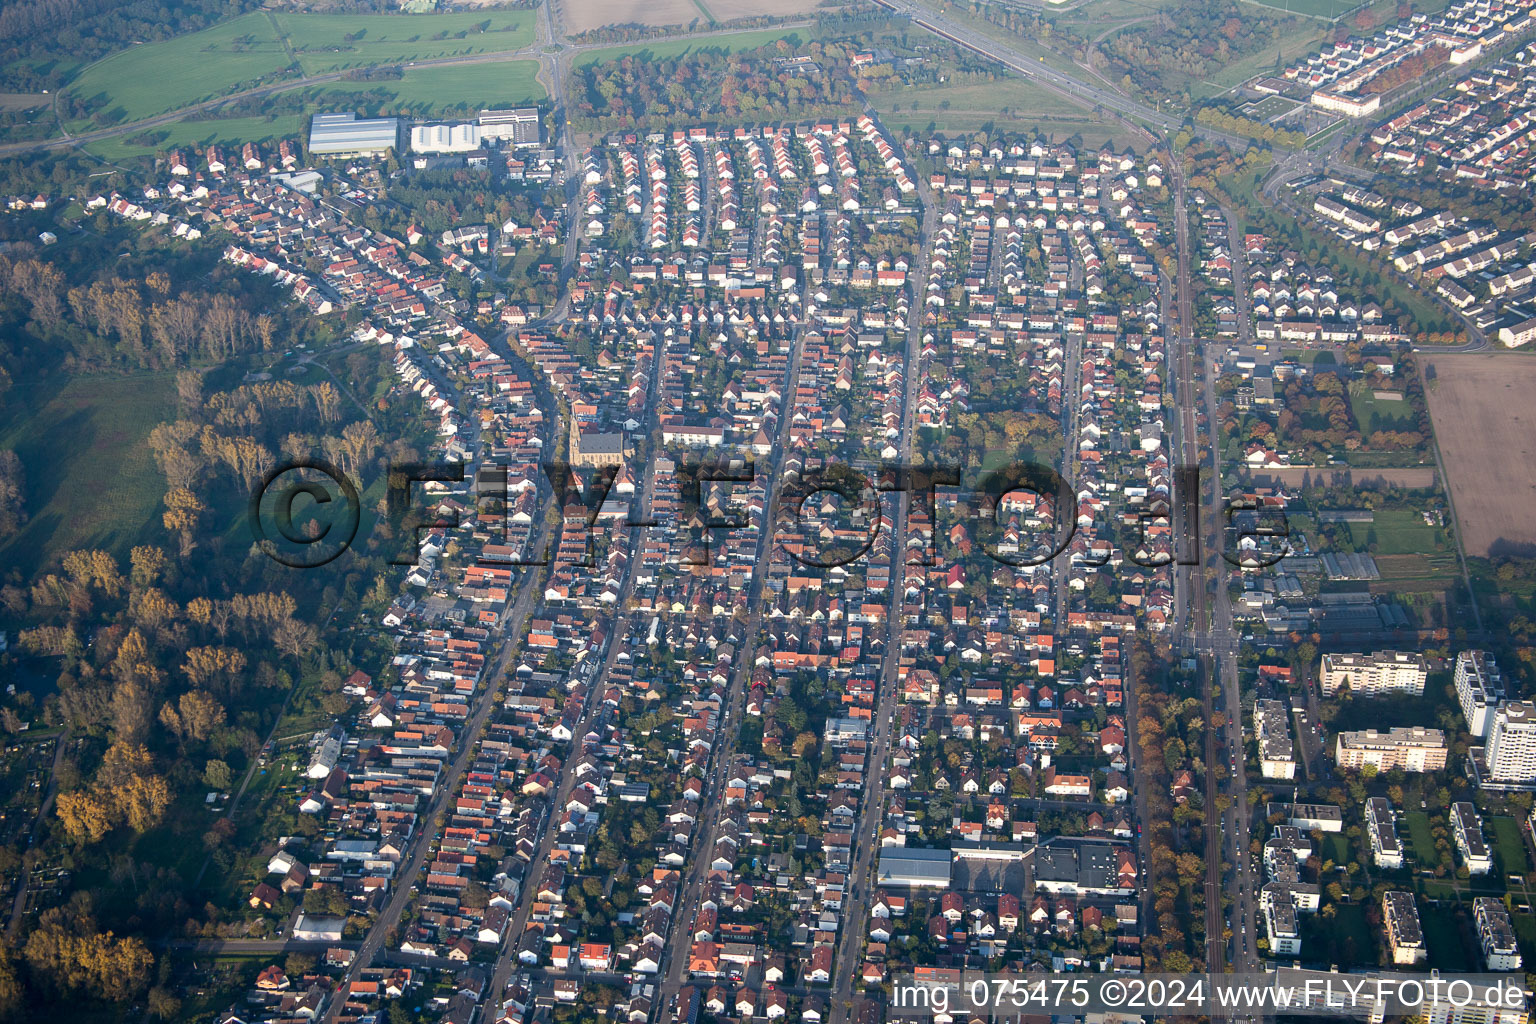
[1366, 797, 1404, 870]
[1334, 726, 1447, 773]
[1383, 890, 1427, 965]
[1452, 802, 1494, 875]
[1319, 651, 1427, 697]
[1486, 701, 1536, 784]
[1475, 896, 1522, 972]
[1253, 699, 1296, 780]
[1263, 890, 1302, 957]
[1457, 650, 1507, 738]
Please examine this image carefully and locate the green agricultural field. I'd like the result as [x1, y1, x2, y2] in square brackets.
[0, 373, 177, 576]
[314, 60, 545, 113]
[84, 114, 307, 162]
[1346, 508, 1448, 556]
[874, 78, 1096, 127]
[61, 10, 537, 130]
[82, 62, 543, 161]
[274, 10, 537, 74]
[64, 12, 293, 127]
[571, 28, 809, 67]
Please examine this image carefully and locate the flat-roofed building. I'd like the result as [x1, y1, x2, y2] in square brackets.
[411, 123, 483, 154]
[1366, 797, 1404, 870]
[876, 848, 951, 888]
[1475, 897, 1522, 971]
[1474, 896, 1523, 970]
[309, 113, 400, 156]
[1452, 801, 1494, 875]
[1263, 891, 1302, 957]
[1032, 837, 1136, 896]
[1383, 890, 1427, 965]
[1457, 650, 1506, 738]
[1267, 801, 1343, 832]
[1334, 726, 1446, 773]
[1320, 650, 1427, 697]
[479, 108, 542, 147]
[1254, 699, 1296, 779]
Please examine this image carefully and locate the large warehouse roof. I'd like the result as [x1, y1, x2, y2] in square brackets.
[309, 112, 400, 155]
[876, 847, 952, 888]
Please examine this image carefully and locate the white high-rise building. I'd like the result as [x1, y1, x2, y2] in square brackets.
[1457, 650, 1506, 738]
[1486, 701, 1536, 783]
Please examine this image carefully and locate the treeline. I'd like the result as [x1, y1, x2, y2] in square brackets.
[0, 251, 301, 374]
[0, 449, 24, 539]
[571, 40, 862, 131]
[1126, 641, 1208, 972]
[0, 0, 262, 92]
[1195, 107, 1308, 149]
[1361, 44, 1447, 95]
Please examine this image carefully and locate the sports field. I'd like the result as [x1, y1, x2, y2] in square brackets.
[1348, 386, 1416, 438]
[1423, 353, 1536, 557]
[0, 373, 177, 576]
[275, 10, 537, 74]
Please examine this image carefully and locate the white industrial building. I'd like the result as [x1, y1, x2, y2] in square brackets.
[412, 123, 485, 154]
[478, 107, 542, 146]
